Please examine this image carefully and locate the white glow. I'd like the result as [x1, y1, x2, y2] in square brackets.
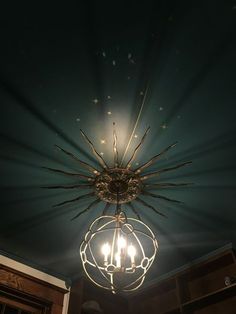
[128, 244, 136, 264]
[101, 243, 111, 259]
[128, 245, 136, 257]
[117, 236, 126, 250]
[115, 252, 121, 268]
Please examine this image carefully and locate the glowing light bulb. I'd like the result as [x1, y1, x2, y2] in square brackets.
[128, 244, 136, 265]
[115, 252, 121, 268]
[118, 236, 126, 250]
[101, 243, 111, 264]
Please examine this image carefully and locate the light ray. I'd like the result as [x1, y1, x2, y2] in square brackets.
[71, 198, 101, 220]
[135, 142, 178, 174]
[140, 161, 192, 181]
[53, 192, 95, 207]
[135, 197, 166, 217]
[55, 145, 100, 175]
[125, 127, 150, 169]
[80, 129, 108, 169]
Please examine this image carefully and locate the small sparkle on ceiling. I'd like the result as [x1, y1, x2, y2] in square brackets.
[102, 51, 106, 57]
[107, 111, 112, 115]
[100, 139, 106, 144]
[140, 91, 144, 96]
[107, 95, 111, 99]
[135, 162, 139, 166]
[93, 99, 99, 104]
[112, 60, 116, 66]
[128, 53, 132, 59]
[161, 124, 167, 129]
[100, 152, 104, 156]
[76, 118, 81, 122]
[134, 134, 138, 138]
[159, 107, 163, 111]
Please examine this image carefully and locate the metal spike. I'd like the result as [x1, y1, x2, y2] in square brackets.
[113, 122, 119, 167]
[144, 182, 193, 189]
[142, 190, 183, 204]
[53, 192, 95, 207]
[80, 129, 108, 169]
[140, 161, 192, 181]
[96, 203, 111, 227]
[126, 203, 142, 221]
[135, 142, 178, 174]
[136, 197, 166, 217]
[42, 166, 94, 181]
[101, 202, 111, 216]
[55, 145, 100, 175]
[126, 127, 150, 169]
[71, 198, 101, 220]
[41, 184, 93, 189]
[120, 83, 150, 166]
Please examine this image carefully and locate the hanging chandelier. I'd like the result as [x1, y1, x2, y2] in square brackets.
[80, 210, 157, 293]
[44, 123, 191, 293]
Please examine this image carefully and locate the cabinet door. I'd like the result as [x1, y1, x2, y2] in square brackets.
[0, 286, 51, 314]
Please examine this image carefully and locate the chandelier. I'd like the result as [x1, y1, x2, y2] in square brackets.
[44, 123, 191, 293]
[80, 210, 158, 293]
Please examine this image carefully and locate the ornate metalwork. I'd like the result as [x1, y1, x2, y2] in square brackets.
[43, 122, 192, 293]
[43, 124, 191, 220]
[95, 168, 142, 204]
[80, 211, 158, 293]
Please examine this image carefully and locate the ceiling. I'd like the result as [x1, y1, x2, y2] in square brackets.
[0, 0, 236, 287]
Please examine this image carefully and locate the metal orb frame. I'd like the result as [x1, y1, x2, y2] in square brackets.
[80, 211, 158, 293]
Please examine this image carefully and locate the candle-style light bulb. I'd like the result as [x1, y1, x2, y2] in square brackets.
[115, 252, 121, 268]
[101, 242, 111, 265]
[117, 236, 126, 251]
[128, 244, 136, 266]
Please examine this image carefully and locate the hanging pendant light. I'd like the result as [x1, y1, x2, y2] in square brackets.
[80, 211, 158, 293]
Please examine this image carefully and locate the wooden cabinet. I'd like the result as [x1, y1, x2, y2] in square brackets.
[68, 248, 236, 313]
[0, 265, 68, 314]
[129, 248, 236, 314]
[129, 278, 180, 314]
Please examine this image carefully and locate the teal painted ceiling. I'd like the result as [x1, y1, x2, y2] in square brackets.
[0, 1, 236, 285]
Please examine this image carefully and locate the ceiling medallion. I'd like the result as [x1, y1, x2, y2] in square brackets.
[44, 123, 191, 293]
[95, 168, 141, 204]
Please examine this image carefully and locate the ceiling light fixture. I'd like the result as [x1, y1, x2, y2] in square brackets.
[44, 122, 191, 293]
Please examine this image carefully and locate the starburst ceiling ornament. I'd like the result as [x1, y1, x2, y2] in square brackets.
[44, 122, 192, 293]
